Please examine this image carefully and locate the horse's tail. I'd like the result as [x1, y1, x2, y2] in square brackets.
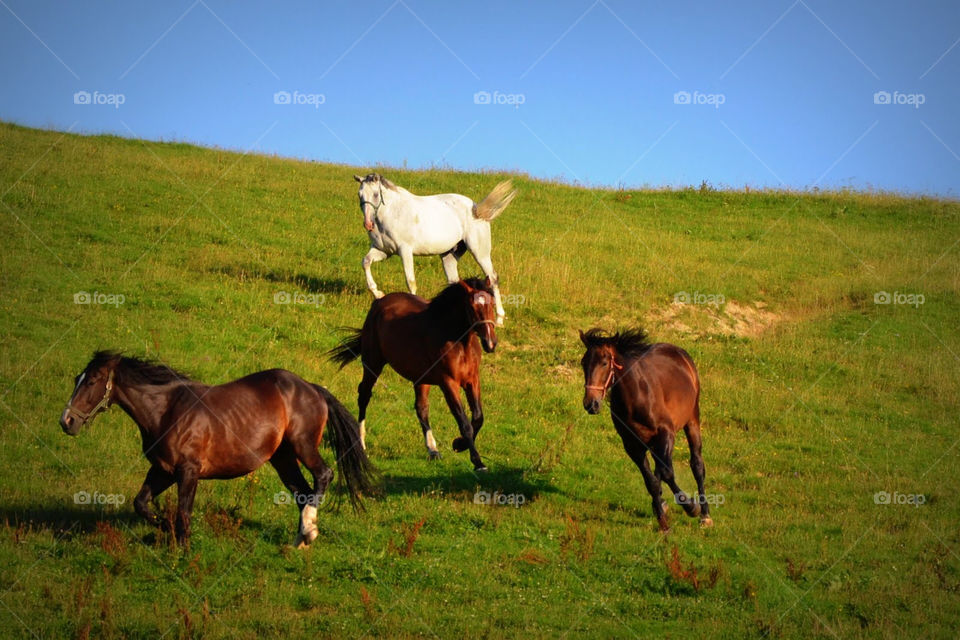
[314, 384, 378, 510]
[327, 328, 363, 369]
[472, 180, 517, 221]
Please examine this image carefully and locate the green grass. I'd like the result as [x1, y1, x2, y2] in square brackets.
[1, 120, 958, 639]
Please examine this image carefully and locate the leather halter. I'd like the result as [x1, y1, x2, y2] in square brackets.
[584, 359, 623, 400]
[63, 369, 115, 424]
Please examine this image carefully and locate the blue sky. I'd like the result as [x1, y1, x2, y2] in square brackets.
[1, 0, 958, 195]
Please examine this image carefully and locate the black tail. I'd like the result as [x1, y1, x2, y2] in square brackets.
[314, 384, 378, 511]
[327, 328, 362, 369]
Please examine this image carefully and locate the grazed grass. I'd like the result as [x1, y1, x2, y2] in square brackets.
[1, 121, 959, 638]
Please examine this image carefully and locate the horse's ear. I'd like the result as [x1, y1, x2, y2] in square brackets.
[578, 329, 587, 345]
[353, 174, 364, 183]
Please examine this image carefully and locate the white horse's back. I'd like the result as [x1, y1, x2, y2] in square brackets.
[355, 174, 515, 324]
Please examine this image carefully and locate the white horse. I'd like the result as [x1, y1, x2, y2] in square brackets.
[354, 173, 516, 325]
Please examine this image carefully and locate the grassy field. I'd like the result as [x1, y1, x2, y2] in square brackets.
[1, 120, 958, 639]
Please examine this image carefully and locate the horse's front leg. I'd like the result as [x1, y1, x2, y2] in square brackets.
[398, 246, 417, 295]
[174, 463, 200, 546]
[439, 378, 487, 472]
[134, 465, 175, 529]
[363, 248, 388, 299]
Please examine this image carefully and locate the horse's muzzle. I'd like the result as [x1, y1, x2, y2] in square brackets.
[583, 397, 602, 414]
[60, 408, 82, 435]
[482, 336, 497, 353]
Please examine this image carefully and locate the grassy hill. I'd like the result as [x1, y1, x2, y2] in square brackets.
[1, 121, 958, 638]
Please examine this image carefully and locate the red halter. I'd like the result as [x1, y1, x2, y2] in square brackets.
[584, 359, 623, 400]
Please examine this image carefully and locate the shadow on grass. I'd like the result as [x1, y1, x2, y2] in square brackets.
[211, 264, 366, 296]
[378, 464, 560, 504]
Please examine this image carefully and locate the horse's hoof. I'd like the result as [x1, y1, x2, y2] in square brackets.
[688, 503, 702, 518]
[661, 500, 668, 513]
[452, 437, 469, 452]
[496, 316, 505, 327]
[427, 450, 442, 460]
[474, 466, 489, 473]
[700, 517, 714, 528]
[373, 290, 385, 299]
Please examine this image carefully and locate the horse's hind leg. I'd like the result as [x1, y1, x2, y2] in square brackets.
[463, 229, 506, 325]
[289, 434, 334, 547]
[269, 442, 315, 547]
[440, 246, 462, 284]
[363, 247, 388, 299]
[684, 418, 712, 527]
[414, 384, 441, 459]
[652, 431, 701, 519]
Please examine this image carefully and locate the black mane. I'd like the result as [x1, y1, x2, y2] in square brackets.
[85, 350, 193, 386]
[426, 278, 492, 338]
[427, 278, 491, 312]
[580, 327, 652, 360]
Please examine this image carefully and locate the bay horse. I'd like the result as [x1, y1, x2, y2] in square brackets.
[579, 328, 712, 531]
[60, 352, 376, 547]
[353, 173, 516, 325]
[329, 278, 498, 472]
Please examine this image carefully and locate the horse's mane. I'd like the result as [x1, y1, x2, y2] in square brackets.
[427, 278, 491, 312]
[580, 328, 652, 360]
[86, 350, 194, 386]
[362, 173, 399, 191]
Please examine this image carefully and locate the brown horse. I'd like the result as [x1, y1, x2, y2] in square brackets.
[60, 352, 376, 547]
[329, 278, 498, 472]
[579, 328, 712, 531]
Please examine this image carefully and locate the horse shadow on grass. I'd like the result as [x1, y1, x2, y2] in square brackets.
[377, 463, 561, 506]
[210, 264, 366, 296]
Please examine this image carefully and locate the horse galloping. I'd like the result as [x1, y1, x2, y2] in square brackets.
[329, 278, 498, 472]
[60, 352, 376, 547]
[579, 328, 712, 531]
[354, 173, 516, 325]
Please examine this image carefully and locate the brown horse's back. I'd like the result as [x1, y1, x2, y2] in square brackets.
[622, 344, 700, 436]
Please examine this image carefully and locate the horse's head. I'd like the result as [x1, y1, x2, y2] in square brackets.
[463, 278, 498, 353]
[60, 352, 120, 435]
[353, 173, 395, 232]
[579, 329, 624, 414]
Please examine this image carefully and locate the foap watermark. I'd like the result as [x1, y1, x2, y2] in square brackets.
[73, 90, 125, 109]
[274, 491, 325, 507]
[274, 291, 325, 306]
[74, 490, 126, 506]
[874, 491, 926, 507]
[273, 90, 325, 108]
[674, 493, 725, 508]
[74, 291, 125, 307]
[674, 90, 725, 109]
[474, 489, 526, 507]
[673, 291, 725, 307]
[873, 91, 925, 109]
[502, 293, 527, 307]
[874, 291, 924, 307]
[473, 90, 526, 107]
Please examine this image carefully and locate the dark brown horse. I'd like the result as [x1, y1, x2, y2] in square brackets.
[579, 328, 712, 531]
[329, 278, 498, 472]
[60, 352, 376, 547]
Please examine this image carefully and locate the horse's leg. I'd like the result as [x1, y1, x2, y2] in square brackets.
[439, 378, 486, 471]
[363, 247, 388, 299]
[472, 253, 505, 325]
[269, 442, 315, 546]
[684, 418, 712, 527]
[173, 463, 200, 546]
[134, 465, 175, 529]
[440, 242, 466, 284]
[414, 384, 441, 459]
[398, 245, 417, 295]
[463, 379, 483, 441]
[652, 431, 701, 519]
[356, 359, 384, 450]
[289, 432, 334, 547]
[621, 435, 669, 531]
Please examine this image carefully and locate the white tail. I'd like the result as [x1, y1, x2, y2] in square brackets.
[473, 180, 517, 221]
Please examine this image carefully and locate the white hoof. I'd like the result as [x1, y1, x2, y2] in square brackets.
[496, 315, 505, 327]
[299, 505, 319, 545]
[373, 290, 386, 299]
[700, 516, 714, 528]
